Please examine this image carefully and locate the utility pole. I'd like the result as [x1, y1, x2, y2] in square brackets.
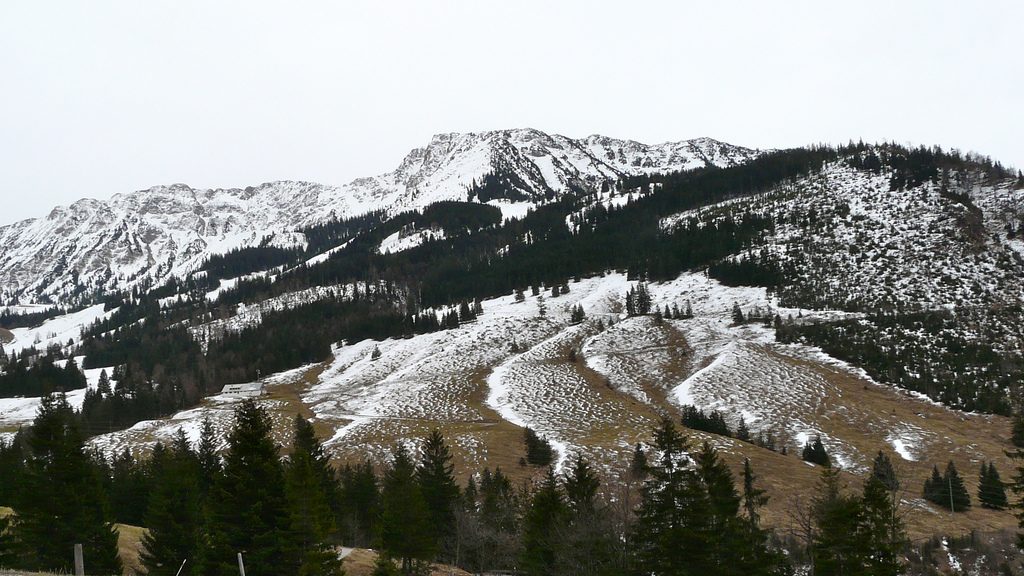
[949, 476, 955, 513]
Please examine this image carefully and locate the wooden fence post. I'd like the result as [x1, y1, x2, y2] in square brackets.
[74, 543, 84, 576]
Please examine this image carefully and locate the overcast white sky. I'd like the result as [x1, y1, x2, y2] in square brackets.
[1, 0, 1021, 225]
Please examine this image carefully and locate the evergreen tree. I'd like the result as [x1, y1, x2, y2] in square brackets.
[870, 451, 899, 492]
[524, 428, 554, 467]
[97, 369, 112, 397]
[860, 475, 905, 576]
[285, 415, 343, 576]
[801, 435, 831, 467]
[378, 444, 435, 574]
[629, 443, 648, 481]
[340, 460, 379, 547]
[922, 465, 944, 505]
[633, 418, 711, 575]
[478, 467, 517, 534]
[458, 301, 475, 322]
[196, 417, 221, 493]
[625, 283, 653, 317]
[1013, 412, 1024, 448]
[562, 455, 599, 516]
[463, 474, 478, 512]
[556, 456, 618, 576]
[694, 441, 746, 571]
[978, 462, 1008, 510]
[109, 447, 149, 525]
[736, 417, 751, 443]
[570, 304, 586, 324]
[1008, 445, 1024, 549]
[695, 441, 740, 521]
[925, 461, 971, 512]
[811, 467, 867, 576]
[741, 458, 768, 528]
[731, 302, 745, 325]
[636, 283, 652, 315]
[14, 393, 121, 574]
[520, 469, 565, 576]
[944, 461, 971, 512]
[203, 399, 299, 576]
[735, 458, 789, 575]
[417, 430, 460, 560]
[141, 437, 203, 576]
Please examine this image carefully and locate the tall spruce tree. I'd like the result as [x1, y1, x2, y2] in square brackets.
[863, 451, 906, 575]
[1009, 444, 1024, 549]
[0, 434, 26, 508]
[97, 369, 112, 397]
[736, 417, 751, 442]
[943, 461, 971, 512]
[870, 451, 899, 492]
[203, 399, 299, 576]
[520, 469, 565, 576]
[860, 475, 905, 576]
[693, 441, 743, 572]
[811, 467, 867, 576]
[14, 393, 121, 574]
[978, 462, 1008, 510]
[340, 461, 379, 547]
[1012, 412, 1024, 448]
[109, 447, 149, 525]
[633, 417, 713, 575]
[557, 456, 618, 576]
[416, 430, 460, 560]
[378, 444, 435, 574]
[563, 455, 600, 516]
[141, 436, 203, 576]
[285, 415, 343, 576]
[196, 417, 221, 494]
[741, 458, 768, 529]
[923, 465, 945, 505]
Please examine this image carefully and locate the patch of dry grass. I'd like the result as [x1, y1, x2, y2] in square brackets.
[114, 523, 147, 576]
[342, 548, 471, 576]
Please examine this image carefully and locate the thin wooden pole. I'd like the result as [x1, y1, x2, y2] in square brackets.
[175, 559, 188, 576]
[237, 552, 246, 576]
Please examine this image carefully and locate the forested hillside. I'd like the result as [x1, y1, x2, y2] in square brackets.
[2, 137, 1024, 575]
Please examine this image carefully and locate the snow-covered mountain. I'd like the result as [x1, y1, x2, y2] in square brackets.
[0, 129, 758, 304]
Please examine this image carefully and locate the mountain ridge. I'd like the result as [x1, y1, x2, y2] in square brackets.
[0, 128, 759, 304]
